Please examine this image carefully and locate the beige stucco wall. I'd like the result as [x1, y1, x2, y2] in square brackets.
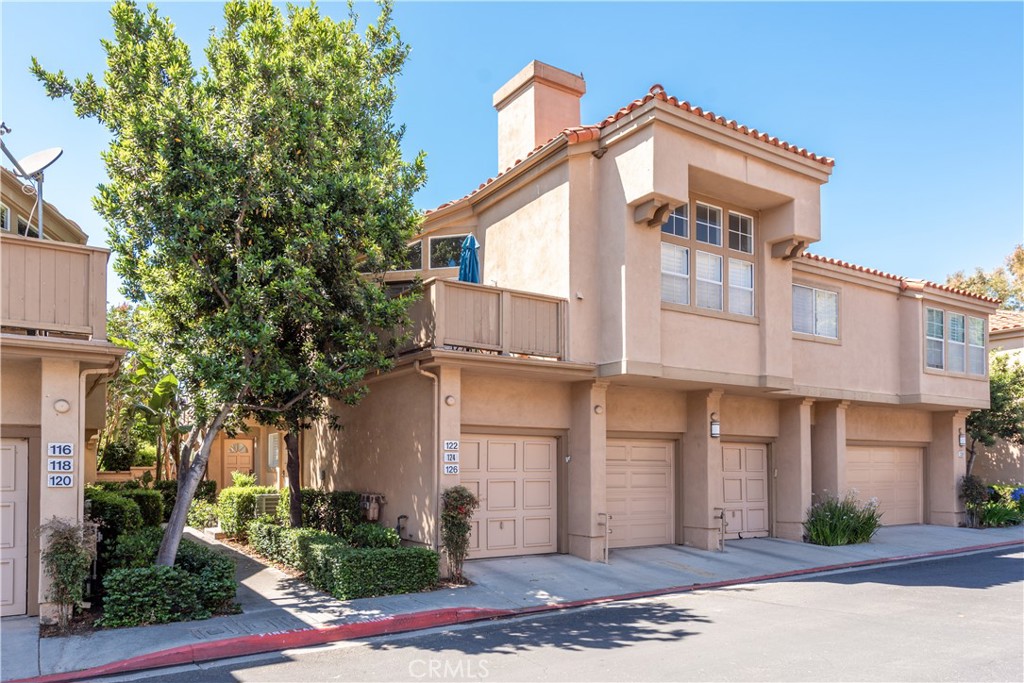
[606, 385, 686, 433]
[719, 395, 779, 438]
[1, 358, 41, 425]
[305, 371, 435, 546]
[846, 405, 932, 444]
[460, 373, 571, 430]
[972, 441, 1023, 486]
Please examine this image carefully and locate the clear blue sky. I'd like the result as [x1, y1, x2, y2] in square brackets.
[3, 1, 1022, 304]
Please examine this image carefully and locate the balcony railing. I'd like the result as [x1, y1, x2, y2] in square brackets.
[402, 279, 567, 360]
[1, 233, 109, 341]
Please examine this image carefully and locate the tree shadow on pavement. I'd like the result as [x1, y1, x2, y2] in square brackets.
[369, 600, 710, 657]
[792, 547, 1023, 590]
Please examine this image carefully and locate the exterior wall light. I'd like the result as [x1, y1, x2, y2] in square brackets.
[444, 395, 456, 406]
[594, 405, 604, 415]
[710, 412, 721, 438]
[958, 428, 966, 447]
[53, 399, 71, 414]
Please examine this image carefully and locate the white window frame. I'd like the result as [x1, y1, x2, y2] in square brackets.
[393, 240, 422, 272]
[661, 204, 689, 239]
[696, 250, 723, 311]
[967, 316, 986, 376]
[728, 211, 754, 254]
[660, 242, 690, 306]
[947, 312, 966, 374]
[267, 433, 280, 469]
[428, 234, 467, 270]
[925, 307, 944, 370]
[0, 203, 10, 232]
[728, 258, 754, 316]
[695, 202, 722, 247]
[792, 284, 839, 339]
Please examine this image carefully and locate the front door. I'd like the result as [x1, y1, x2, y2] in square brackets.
[721, 443, 769, 539]
[1, 439, 29, 616]
[223, 438, 254, 485]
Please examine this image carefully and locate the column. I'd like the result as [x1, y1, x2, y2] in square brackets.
[811, 400, 849, 500]
[927, 411, 969, 526]
[567, 380, 608, 561]
[775, 398, 814, 541]
[681, 389, 722, 550]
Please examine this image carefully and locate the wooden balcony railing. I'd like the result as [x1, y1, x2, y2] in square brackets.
[402, 279, 567, 360]
[1, 233, 109, 340]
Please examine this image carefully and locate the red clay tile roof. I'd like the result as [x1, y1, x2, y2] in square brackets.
[802, 253, 1002, 305]
[425, 84, 834, 216]
[990, 310, 1024, 332]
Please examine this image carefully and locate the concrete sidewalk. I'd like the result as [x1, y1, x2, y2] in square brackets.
[2, 525, 1022, 682]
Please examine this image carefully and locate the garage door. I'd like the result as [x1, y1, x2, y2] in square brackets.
[1, 439, 28, 616]
[607, 439, 674, 548]
[461, 435, 557, 559]
[846, 446, 923, 525]
[722, 443, 769, 539]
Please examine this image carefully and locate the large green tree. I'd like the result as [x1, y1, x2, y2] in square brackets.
[966, 352, 1024, 476]
[34, 0, 425, 564]
[946, 245, 1024, 310]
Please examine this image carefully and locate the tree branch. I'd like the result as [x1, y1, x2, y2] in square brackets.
[189, 253, 232, 309]
[236, 388, 311, 414]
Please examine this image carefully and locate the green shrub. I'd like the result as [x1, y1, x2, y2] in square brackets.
[308, 546, 438, 600]
[120, 489, 164, 527]
[154, 480, 217, 522]
[350, 522, 400, 549]
[441, 485, 479, 582]
[100, 566, 208, 627]
[39, 517, 97, 632]
[231, 471, 257, 488]
[99, 441, 137, 471]
[134, 441, 158, 467]
[979, 502, 1023, 528]
[277, 488, 361, 538]
[217, 486, 276, 539]
[85, 488, 142, 555]
[959, 475, 990, 528]
[187, 499, 218, 529]
[108, 526, 164, 569]
[247, 517, 341, 569]
[247, 516, 285, 562]
[804, 491, 882, 546]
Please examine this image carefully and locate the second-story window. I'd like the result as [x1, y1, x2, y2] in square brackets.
[793, 284, 838, 339]
[660, 199, 756, 317]
[429, 235, 466, 269]
[696, 203, 722, 246]
[0, 204, 10, 232]
[926, 307, 987, 375]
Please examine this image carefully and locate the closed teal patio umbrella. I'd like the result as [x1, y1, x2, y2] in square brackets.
[458, 234, 481, 284]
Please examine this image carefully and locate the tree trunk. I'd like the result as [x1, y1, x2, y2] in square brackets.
[284, 430, 302, 528]
[966, 438, 977, 477]
[156, 405, 232, 566]
[155, 427, 163, 483]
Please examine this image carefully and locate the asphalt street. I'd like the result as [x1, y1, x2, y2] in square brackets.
[106, 548, 1024, 683]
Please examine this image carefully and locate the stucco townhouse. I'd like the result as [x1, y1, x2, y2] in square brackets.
[285, 61, 999, 562]
[1, 165, 124, 618]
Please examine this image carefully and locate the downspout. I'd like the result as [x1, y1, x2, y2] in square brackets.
[414, 360, 440, 550]
[78, 361, 119, 523]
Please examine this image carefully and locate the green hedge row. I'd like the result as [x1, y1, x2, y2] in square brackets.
[120, 489, 163, 527]
[246, 517, 437, 599]
[277, 489, 361, 539]
[100, 527, 236, 627]
[217, 486, 278, 540]
[155, 480, 217, 522]
[85, 488, 143, 557]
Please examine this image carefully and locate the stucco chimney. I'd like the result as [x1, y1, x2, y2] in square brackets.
[493, 61, 586, 172]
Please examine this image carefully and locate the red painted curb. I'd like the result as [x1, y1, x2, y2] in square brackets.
[12, 538, 1021, 683]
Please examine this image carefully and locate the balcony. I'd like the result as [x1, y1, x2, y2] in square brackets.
[403, 279, 567, 361]
[1, 233, 108, 341]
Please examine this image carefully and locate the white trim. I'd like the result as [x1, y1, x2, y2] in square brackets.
[428, 234, 467, 270]
[695, 202, 723, 247]
[727, 211, 754, 254]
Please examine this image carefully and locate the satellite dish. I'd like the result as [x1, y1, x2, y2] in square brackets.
[16, 147, 63, 177]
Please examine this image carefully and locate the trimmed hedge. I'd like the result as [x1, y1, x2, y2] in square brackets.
[310, 545, 439, 600]
[102, 528, 237, 626]
[247, 517, 340, 570]
[349, 523, 400, 549]
[217, 486, 277, 539]
[277, 488, 361, 539]
[121, 489, 164, 527]
[155, 480, 217, 522]
[85, 488, 142, 555]
[100, 566, 208, 627]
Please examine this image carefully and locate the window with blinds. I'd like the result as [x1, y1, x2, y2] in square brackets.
[793, 284, 838, 339]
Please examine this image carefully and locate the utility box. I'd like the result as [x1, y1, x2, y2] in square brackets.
[360, 492, 386, 521]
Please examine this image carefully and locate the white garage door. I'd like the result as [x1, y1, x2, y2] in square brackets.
[461, 435, 557, 559]
[607, 439, 674, 548]
[846, 446, 923, 525]
[1, 439, 28, 616]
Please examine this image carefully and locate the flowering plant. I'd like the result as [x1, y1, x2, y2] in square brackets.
[440, 485, 479, 583]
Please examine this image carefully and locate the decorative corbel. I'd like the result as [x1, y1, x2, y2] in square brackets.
[771, 238, 808, 260]
[633, 199, 672, 228]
